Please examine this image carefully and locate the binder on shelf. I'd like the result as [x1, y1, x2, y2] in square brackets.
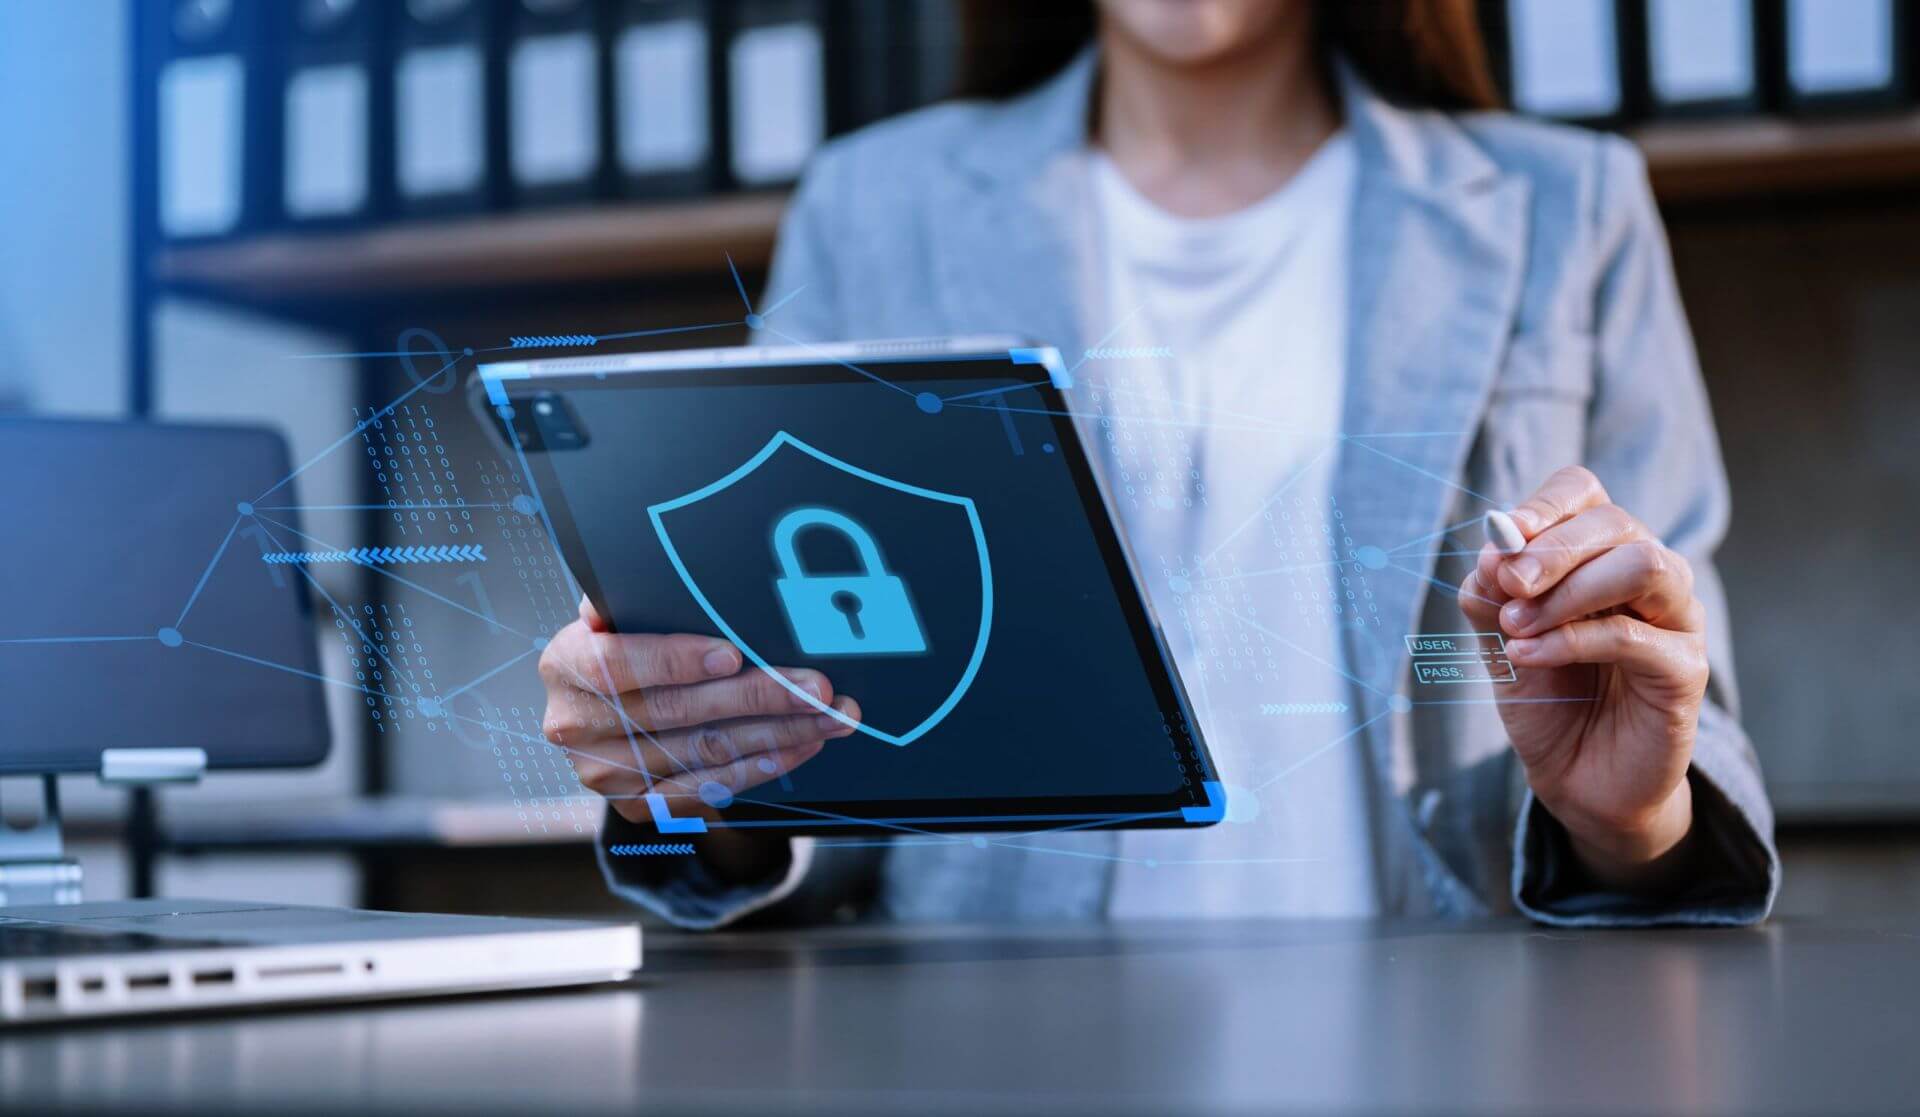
[612, 0, 720, 198]
[1488, 0, 1638, 125]
[827, 0, 905, 134]
[505, 0, 610, 206]
[146, 0, 273, 243]
[1762, 0, 1909, 113]
[823, 0, 954, 129]
[905, 0, 960, 111]
[1638, 0, 1762, 116]
[724, 0, 829, 188]
[279, 0, 390, 229]
[392, 0, 503, 217]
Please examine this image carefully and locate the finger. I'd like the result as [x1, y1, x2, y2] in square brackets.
[579, 699, 857, 820]
[649, 708, 851, 778]
[1505, 615, 1707, 683]
[1457, 563, 1508, 632]
[580, 596, 609, 633]
[1500, 542, 1698, 637]
[1497, 504, 1646, 600]
[542, 627, 741, 694]
[549, 666, 831, 740]
[565, 732, 656, 811]
[565, 716, 765, 793]
[568, 695, 861, 778]
[619, 667, 833, 733]
[644, 696, 858, 782]
[1475, 535, 1519, 603]
[606, 736, 825, 825]
[655, 737, 832, 802]
[1507, 465, 1611, 538]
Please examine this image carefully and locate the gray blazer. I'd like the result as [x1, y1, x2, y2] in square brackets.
[603, 53, 1779, 928]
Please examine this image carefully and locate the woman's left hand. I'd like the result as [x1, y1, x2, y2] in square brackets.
[1457, 466, 1709, 889]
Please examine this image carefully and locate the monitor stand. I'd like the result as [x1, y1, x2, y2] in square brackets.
[0, 751, 206, 908]
[0, 776, 83, 907]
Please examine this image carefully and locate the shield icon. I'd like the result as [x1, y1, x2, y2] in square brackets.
[647, 431, 992, 747]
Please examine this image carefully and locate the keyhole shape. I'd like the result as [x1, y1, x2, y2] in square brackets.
[830, 590, 865, 638]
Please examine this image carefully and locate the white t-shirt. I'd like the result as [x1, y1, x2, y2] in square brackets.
[1074, 132, 1380, 918]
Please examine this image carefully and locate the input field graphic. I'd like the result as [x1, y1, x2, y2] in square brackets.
[1406, 632, 1516, 685]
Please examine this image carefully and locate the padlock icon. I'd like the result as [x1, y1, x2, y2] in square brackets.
[772, 506, 928, 656]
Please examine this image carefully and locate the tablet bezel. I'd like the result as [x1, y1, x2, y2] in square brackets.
[475, 339, 1222, 835]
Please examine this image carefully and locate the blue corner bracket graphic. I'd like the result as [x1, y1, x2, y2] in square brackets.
[645, 793, 710, 835]
[648, 431, 992, 748]
[1181, 781, 1228, 823]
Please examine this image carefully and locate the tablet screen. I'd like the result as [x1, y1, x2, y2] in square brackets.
[479, 342, 1219, 833]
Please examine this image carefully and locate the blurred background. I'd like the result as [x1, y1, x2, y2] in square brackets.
[0, 0, 1915, 922]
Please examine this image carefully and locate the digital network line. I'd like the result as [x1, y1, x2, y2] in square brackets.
[253, 352, 465, 505]
[175, 515, 243, 629]
[0, 635, 153, 645]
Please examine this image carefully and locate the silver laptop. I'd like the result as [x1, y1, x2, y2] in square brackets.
[0, 419, 639, 1026]
[0, 899, 638, 1025]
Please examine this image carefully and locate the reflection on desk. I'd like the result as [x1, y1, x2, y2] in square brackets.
[5, 919, 1918, 1116]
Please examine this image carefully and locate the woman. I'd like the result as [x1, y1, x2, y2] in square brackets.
[538, 0, 1777, 927]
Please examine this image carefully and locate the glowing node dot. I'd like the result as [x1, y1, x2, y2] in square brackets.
[236, 501, 254, 516]
[915, 392, 944, 415]
[416, 698, 444, 719]
[699, 781, 734, 808]
[1144, 858, 1160, 869]
[1041, 442, 1056, 454]
[1356, 545, 1389, 570]
[531, 636, 550, 652]
[511, 494, 538, 516]
[496, 405, 516, 420]
[744, 313, 765, 330]
[1155, 494, 1176, 510]
[1167, 575, 1192, 594]
[462, 347, 474, 357]
[971, 836, 988, 849]
[1388, 694, 1413, 715]
[756, 756, 779, 774]
[156, 627, 182, 648]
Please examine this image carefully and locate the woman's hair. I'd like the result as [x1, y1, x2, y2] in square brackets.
[956, 0, 1502, 111]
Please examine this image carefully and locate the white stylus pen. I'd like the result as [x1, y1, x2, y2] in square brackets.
[1484, 509, 1526, 556]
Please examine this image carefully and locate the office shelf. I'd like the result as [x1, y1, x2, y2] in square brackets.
[146, 115, 1920, 305]
[1635, 112, 1920, 203]
[152, 192, 789, 303]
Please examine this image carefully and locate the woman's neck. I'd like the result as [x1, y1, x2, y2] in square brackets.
[1094, 16, 1340, 218]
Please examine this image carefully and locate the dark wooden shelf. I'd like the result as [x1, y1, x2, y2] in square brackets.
[1635, 111, 1920, 203]
[153, 191, 789, 301]
[148, 114, 1920, 303]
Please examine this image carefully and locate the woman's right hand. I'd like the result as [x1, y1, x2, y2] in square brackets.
[540, 598, 859, 825]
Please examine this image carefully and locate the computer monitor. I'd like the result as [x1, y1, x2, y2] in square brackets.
[0, 418, 330, 774]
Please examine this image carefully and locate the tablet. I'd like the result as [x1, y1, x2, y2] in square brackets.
[474, 337, 1222, 835]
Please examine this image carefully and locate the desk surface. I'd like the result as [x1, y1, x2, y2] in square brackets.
[5, 918, 1917, 1116]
